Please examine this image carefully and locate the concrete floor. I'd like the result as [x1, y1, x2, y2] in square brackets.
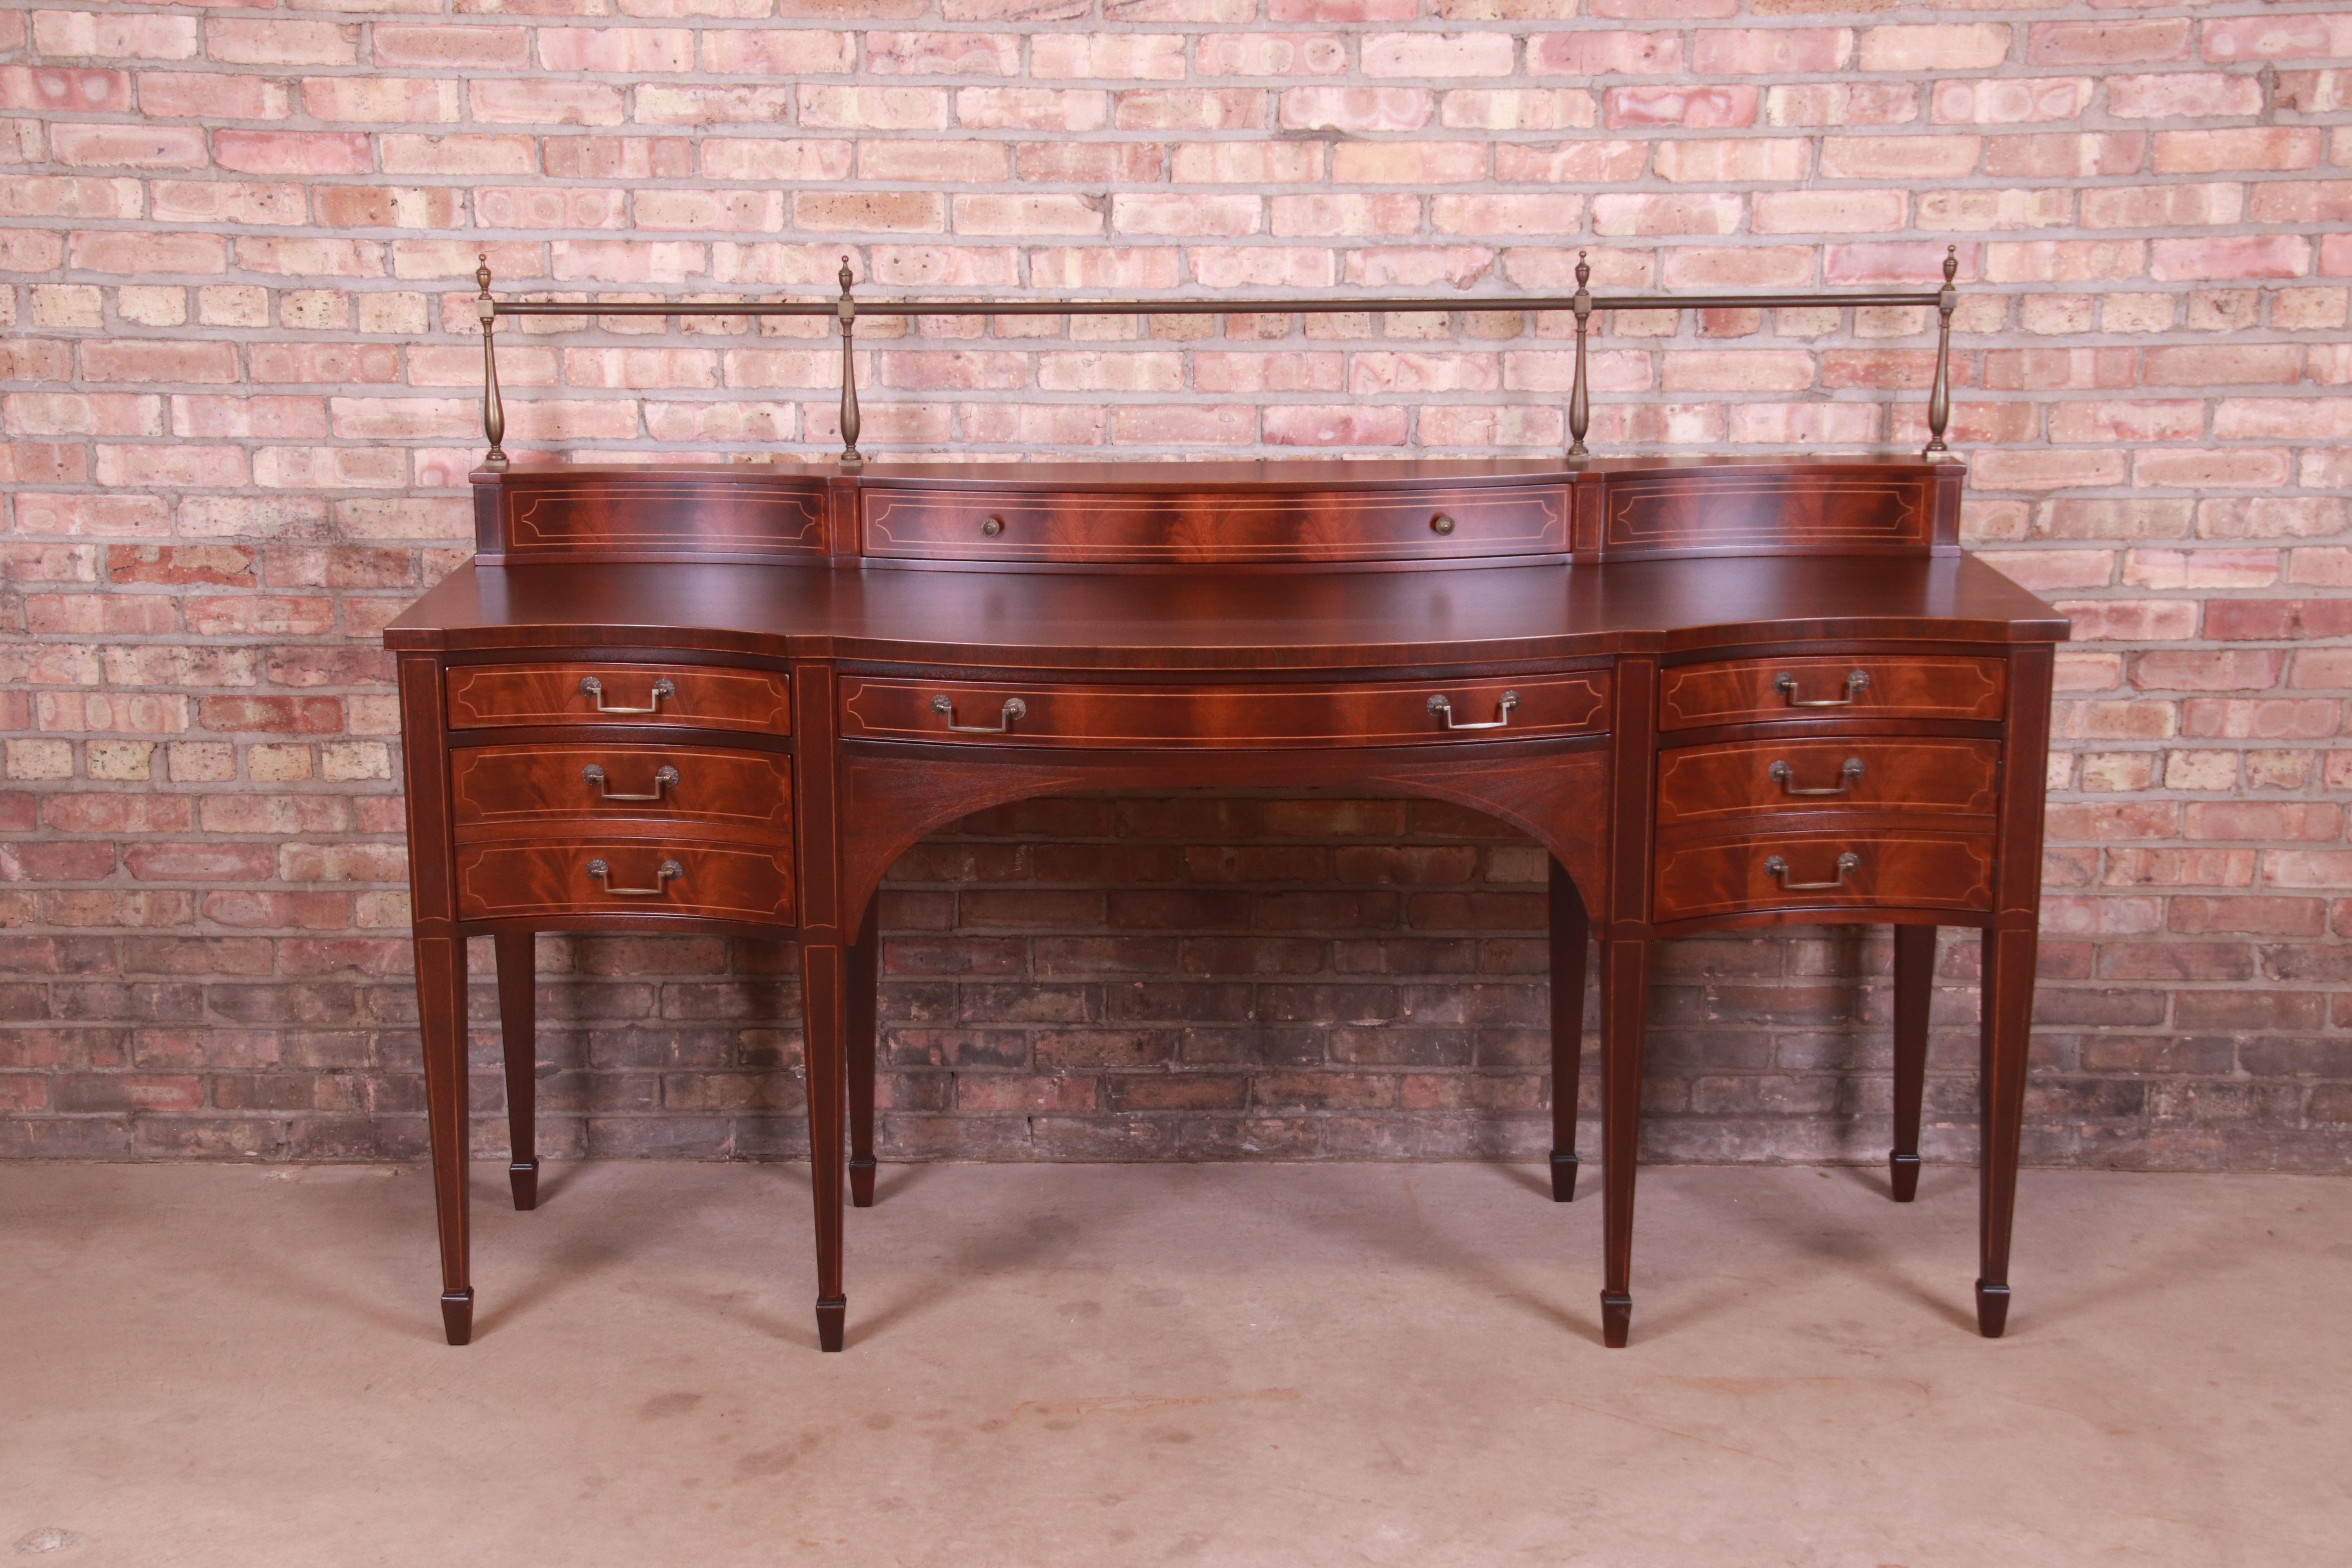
[4, 1161, 2348, 1568]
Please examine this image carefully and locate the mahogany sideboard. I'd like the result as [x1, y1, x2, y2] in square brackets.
[385, 453, 2067, 1352]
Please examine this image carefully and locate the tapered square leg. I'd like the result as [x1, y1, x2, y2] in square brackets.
[1548, 859, 1588, 1203]
[1890, 923, 1935, 1204]
[802, 940, 849, 1350]
[1976, 926, 2036, 1338]
[493, 930, 539, 1212]
[1598, 938, 1650, 1347]
[846, 901, 879, 1209]
[414, 933, 473, 1345]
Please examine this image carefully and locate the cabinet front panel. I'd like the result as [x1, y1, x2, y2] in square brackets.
[1655, 737, 2000, 828]
[840, 672, 1611, 749]
[860, 485, 1570, 564]
[1653, 826, 1995, 922]
[454, 838, 796, 924]
[446, 663, 792, 733]
[1659, 655, 2005, 731]
[450, 743, 793, 835]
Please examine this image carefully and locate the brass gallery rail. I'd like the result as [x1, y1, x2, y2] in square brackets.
[470, 247, 1964, 472]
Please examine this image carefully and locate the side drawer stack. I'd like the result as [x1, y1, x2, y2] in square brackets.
[1650, 652, 2007, 924]
[442, 661, 797, 925]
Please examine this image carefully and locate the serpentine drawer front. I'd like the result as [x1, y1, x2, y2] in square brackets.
[838, 672, 1612, 749]
[859, 484, 1572, 564]
[1658, 655, 2006, 730]
[450, 743, 795, 837]
[454, 838, 797, 924]
[445, 662, 793, 733]
[1652, 826, 1997, 922]
[1654, 738, 2002, 828]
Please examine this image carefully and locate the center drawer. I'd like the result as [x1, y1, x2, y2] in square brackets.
[859, 484, 1571, 564]
[1656, 738, 2000, 828]
[450, 743, 793, 837]
[838, 672, 1611, 749]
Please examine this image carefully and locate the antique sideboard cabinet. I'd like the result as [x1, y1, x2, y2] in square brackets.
[385, 261, 2067, 1352]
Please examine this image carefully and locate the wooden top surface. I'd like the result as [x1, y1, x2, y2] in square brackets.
[385, 552, 2069, 667]
[479, 453, 1945, 490]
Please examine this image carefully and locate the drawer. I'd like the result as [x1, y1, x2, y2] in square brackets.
[454, 838, 795, 924]
[450, 744, 792, 836]
[1653, 826, 1994, 923]
[445, 663, 790, 734]
[1658, 655, 2005, 731]
[1655, 738, 2000, 828]
[859, 484, 1570, 565]
[838, 671, 1610, 749]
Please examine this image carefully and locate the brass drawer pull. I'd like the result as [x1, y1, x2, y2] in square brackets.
[1768, 757, 1864, 797]
[580, 675, 675, 714]
[586, 858, 682, 897]
[1773, 669, 1869, 708]
[980, 515, 1005, 536]
[1430, 512, 1455, 535]
[1764, 851, 1860, 891]
[931, 694, 1027, 734]
[581, 764, 679, 802]
[1428, 690, 1519, 731]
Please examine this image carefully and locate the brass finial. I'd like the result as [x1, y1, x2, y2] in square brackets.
[1574, 250, 1590, 290]
[839, 256, 854, 295]
[1943, 244, 1958, 286]
[475, 254, 491, 295]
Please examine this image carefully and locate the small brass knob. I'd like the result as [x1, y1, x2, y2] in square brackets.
[980, 515, 1005, 537]
[1430, 513, 1455, 535]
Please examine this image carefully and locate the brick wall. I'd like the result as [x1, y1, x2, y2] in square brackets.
[2, 0, 2347, 1169]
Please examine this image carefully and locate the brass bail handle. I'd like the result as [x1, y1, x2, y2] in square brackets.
[1428, 690, 1521, 731]
[932, 694, 1028, 734]
[1773, 669, 1869, 709]
[586, 858, 683, 897]
[1764, 851, 1861, 892]
[580, 675, 675, 714]
[1768, 757, 1865, 797]
[582, 764, 679, 802]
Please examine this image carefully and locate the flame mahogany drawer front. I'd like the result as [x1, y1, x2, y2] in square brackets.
[1658, 655, 2006, 731]
[445, 663, 792, 734]
[1653, 826, 1995, 923]
[1655, 738, 2001, 828]
[449, 743, 793, 837]
[838, 671, 1611, 749]
[859, 484, 1572, 564]
[454, 838, 796, 924]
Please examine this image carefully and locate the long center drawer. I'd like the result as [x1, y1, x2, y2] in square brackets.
[838, 672, 1611, 749]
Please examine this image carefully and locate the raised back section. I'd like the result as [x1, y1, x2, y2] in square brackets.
[474, 466, 827, 566]
[1573, 461, 1964, 564]
[469, 457, 1962, 569]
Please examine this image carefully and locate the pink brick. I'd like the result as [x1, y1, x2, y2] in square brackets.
[2150, 236, 2311, 283]
[1195, 33, 1346, 76]
[1653, 138, 1810, 183]
[537, 27, 694, 73]
[1605, 85, 1756, 129]
[2029, 19, 2192, 66]
[1766, 83, 1916, 127]
[956, 87, 1105, 132]
[1933, 77, 2094, 125]
[1591, 192, 1739, 236]
[1527, 30, 1682, 76]
[1493, 140, 1646, 183]
[2107, 72, 2265, 119]
[1753, 189, 1906, 234]
[1033, 33, 1189, 80]
[66, 230, 226, 275]
[370, 25, 531, 69]
[301, 77, 460, 124]
[1438, 89, 1595, 131]
[1364, 32, 1515, 76]
[2201, 16, 2352, 63]
[1279, 87, 1431, 132]
[1332, 142, 1485, 184]
[1859, 24, 2010, 72]
[1116, 89, 1267, 131]
[1692, 28, 1849, 74]
[1272, 194, 1419, 237]
[49, 122, 207, 169]
[206, 20, 356, 67]
[469, 80, 626, 127]
[1262, 405, 1410, 446]
[1985, 132, 2145, 178]
[213, 132, 372, 176]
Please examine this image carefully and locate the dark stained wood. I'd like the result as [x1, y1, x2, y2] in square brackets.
[1655, 737, 2000, 828]
[451, 742, 794, 837]
[1890, 923, 1935, 1205]
[1658, 655, 2007, 731]
[1548, 856, 1588, 1203]
[477, 467, 826, 565]
[445, 662, 792, 733]
[861, 481, 1570, 565]
[1584, 465, 1944, 563]
[385, 454, 2068, 1354]
[839, 671, 1610, 750]
[454, 840, 795, 924]
[847, 897, 879, 1209]
[494, 930, 539, 1212]
[1653, 825, 1994, 924]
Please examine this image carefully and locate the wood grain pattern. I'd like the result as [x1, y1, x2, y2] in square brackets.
[445, 662, 792, 733]
[450, 742, 794, 836]
[1591, 467, 1937, 562]
[1652, 824, 1995, 923]
[1654, 737, 2000, 827]
[860, 483, 1570, 564]
[480, 469, 826, 565]
[454, 838, 795, 923]
[838, 672, 1610, 750]
[1657, 654, 2006, 730]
